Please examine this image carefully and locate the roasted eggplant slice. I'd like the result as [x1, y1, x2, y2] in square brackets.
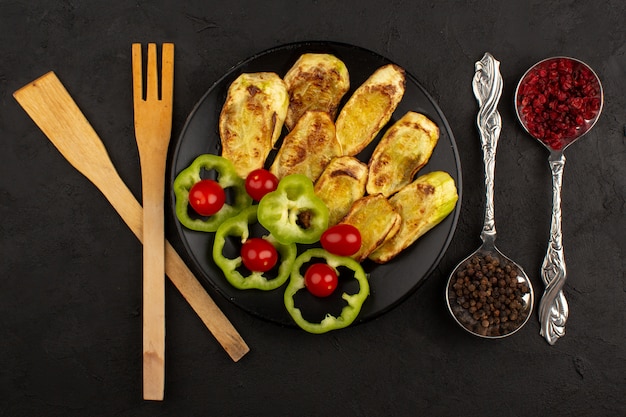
[367, 111, 439, 197]
[335, 64, 406, 156]
[283, 53, 350, 130]
[314, 156, 368, 226]
[369, 171, 458, 264]
[219, 72, 289, 178]
[270, 111, 341, 182]
[341, 194, 401, 262]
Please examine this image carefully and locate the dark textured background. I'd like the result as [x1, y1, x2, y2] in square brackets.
[1, 1, 624, 416]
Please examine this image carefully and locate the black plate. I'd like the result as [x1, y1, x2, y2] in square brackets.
[169, 41, 462, 327]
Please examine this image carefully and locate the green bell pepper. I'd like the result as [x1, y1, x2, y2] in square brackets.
[284, 248, 370, 334]
[213, 206, 297, 290]
[257, 174, 329, 244]
[173, 154, 252, 232]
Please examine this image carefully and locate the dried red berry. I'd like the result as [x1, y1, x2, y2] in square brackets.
[516, 57, 602, 150]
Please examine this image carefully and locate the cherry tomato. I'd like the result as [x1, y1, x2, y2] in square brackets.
[188, 179, 226, 216]
[241, 238, 278, 272]
[304, 263, 338, 297]
[245, 169, 279, 201]
[320, 224, 362, 256]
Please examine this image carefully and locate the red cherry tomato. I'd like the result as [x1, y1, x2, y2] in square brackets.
[241, 238, 278, 272]
[189, 179, 226, 216]
[245, 169, 279, 201]
[320, 224, 362, 256]
[304, 263, 338, 297]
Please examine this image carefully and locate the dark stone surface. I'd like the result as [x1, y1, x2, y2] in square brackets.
[1, 1, 624, 416]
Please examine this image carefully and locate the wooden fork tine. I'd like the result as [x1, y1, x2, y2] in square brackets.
[161, 44, 174, 102]
[146, 44, 159, 101]
[131, 44, 143, 102]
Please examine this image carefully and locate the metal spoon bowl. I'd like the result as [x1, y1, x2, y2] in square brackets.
[445, 53, 535, 339]
[446, 245, 534, 339]
[514, 56, 603, 345]
[515, 56, 603, 152]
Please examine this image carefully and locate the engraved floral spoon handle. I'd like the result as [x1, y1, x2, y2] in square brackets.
[472, 52, 503, 247]
[539, 150, 569, 345]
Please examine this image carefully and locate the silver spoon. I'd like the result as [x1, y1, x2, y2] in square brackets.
[446, 53, 534, 339]
[514, 56, 604, 345]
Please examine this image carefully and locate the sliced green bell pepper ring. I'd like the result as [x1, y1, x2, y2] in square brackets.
[257, 174, 329, 244]
[284, 248, 370, 334]
[213, 206, 297, 290]
[173, 154, 252, 232]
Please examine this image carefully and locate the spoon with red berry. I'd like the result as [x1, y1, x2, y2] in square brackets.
[514, 56, 604, 345]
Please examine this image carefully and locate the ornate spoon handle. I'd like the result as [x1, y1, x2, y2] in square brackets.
[539, 151, 569, 344]
[472, 52, 503, 245]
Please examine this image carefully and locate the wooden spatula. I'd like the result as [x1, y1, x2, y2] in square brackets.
[13, 71, 249, 374]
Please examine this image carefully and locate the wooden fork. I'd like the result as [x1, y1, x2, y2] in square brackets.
[132, 42, 174, 401]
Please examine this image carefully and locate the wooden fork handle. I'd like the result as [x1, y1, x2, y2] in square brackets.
[107, 175, 249, 366]
[13, 72, 250, 362]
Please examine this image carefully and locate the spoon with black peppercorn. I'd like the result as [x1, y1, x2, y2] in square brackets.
[445, 53, 534, 339]
[514, 57, 603, 344]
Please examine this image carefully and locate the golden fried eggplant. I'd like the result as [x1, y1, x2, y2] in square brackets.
[314, 156, 368, 226]
[335, 64, 406, 156]
[341, 194, 401, 262]
[270, 111, 341, 181]
[367, 111, 439, 197]
[219, 72, 289, 178]
[369, 171, 458, 264]
[283, 53, 350, 130]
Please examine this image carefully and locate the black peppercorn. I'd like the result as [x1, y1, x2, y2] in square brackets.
[447, 252, 531, 337]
